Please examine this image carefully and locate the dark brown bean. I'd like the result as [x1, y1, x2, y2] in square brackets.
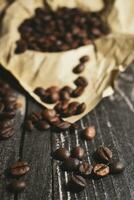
[71, 87, 85, 98]
[54, 121, 71, 131]
[0, 111, 16, 120]
[10, 161, 30, 176]
[54, 100, 69, 114]
[71, 146, 85, 160]
[93, 163, 109, 177]
[62, 157, 80, 171]
[73, 63, 85, 74]
[60, 90, 70, 101]
[0, 126, 14, 139]
[15, 40, 27, 54]
[42, 109, 56, 121]
[61, 86, 73, 95]
[96, 146, 112, 162]
[79, 55, 89, 63]
[74, 76, 88, 87]
[76, 102, 86, 114]
[8, 180, 26, 193]
[46, 86, 59, 93]
[35, 120, 50, 131]
[79, 162, 93, 176]
[68, 175, 87, 192]
[83, 126, 96, 140]
[53, 147, 70, 161]
[34, 87, 46, 97]
[109, 161, 125, 174]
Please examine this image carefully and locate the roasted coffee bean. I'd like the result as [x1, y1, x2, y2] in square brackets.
[63, 157, 80, 171]
[10, 161, 30, 176]
[79, 55, 89, 63]
[8, 180, 26, 193]
[54, 100, 69, 114]
[76, 102, 86, 114]
[53, 147, 70, 161]
[62, 102, 79, 117]
[0, 126, 14, 139]
[83, 126, 96, 140]
[71, 146, 85, 160]
[35, 120, 50, 131]
[0, 103, 5, 112]
[25, 120, 34, 131]
[79, 162, 93, 176]
[16, 7, 109, 53]
[73, 63, 85, 74]
[109, 161, 125, 174]
[46, 86, 59, 93]
[71, 86, 85, 98]
[69, 175, 87, 192]
[96, 146, 112, 162]
[42, 109, 56, 121]
[34, 87, 46, 97]
[42, 92, 60, 104]
[60, 90, 70, 101]
[54, 121, 71, 131]
[0, 111, 16, 120]
[93, 163, 109, 177]
[74, 76, 88, 87]
[61, 86, 73, 95]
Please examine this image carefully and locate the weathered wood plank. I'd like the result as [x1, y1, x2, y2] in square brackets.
[18, 100, 52, 200]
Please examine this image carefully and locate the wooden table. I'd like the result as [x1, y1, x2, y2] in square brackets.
[0, 62, 134, 200]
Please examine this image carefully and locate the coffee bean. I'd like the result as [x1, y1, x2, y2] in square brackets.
[69, 175, 87, 192]
[76, 102, 86, 114]
[109, 161, 125, 174]
[0, 126, 14, 139]
[93, 163, 109, 177]
[46, 86, 59, 93]
[96, 146, 112, 163]
[71, 87, 85, 98]
[34, 87, 46, 97]
[62, 157, 80, 171]
[74, 76, 88, 87]
[54, 121, 71, 131]
[42, 92, 60, 104]
[0, 103, 5, 112]
[8, 180, 26, 193]
[25, 120, 34, 131]
[79, 162, 93, 176]
[10, 161, 30, 176]
[42, 109, 56, 121]
[35, 120, 50, 131]
[60, 90, 70, 101]
[61, 86, 73, 95]
[53, 147, 70, 161]
[71, 146, 85, 160]
[83, 126, 96, 140]
[79, 55, 89, 63]
[15, 39, 27, 54]
[0, 111, 16, 120]
[54, 101, 69, 114]
[73, 63, 85, 74]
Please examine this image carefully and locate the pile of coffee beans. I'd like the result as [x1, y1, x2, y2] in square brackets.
[53, 145, 125, 193]
[0, 79, 19, 140]
[15, 7, 110, 54]
[8, 160, 30, 193]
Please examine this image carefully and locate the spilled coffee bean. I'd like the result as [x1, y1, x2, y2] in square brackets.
[8, 180, 26, 193]
[72, 86, 85, 98]
[10, 161, 30, 177]
[53, 147, 70, 161]
[0, 126, 14, 139]
[95, 146, 112, 163]
[25, 120, 34, 132]
[74, 76, 88, 87]
[68, 175, 87, 192]
[79, 55, 89, 63]
[93, 163, 109, 177]
[109, 161, 125, 174]
[79, 162, 93, 177]
[62, 157, 80, 171]
[35, 120, 50, 131]
[82, 126, 96, 140]
[71, 146, 85, 160]
[73, 63, 85, 74]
